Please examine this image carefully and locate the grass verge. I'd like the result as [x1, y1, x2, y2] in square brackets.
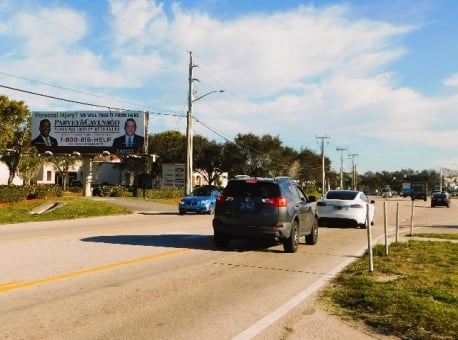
[319, 239, 458, 340]
[0, 197, 132, 224]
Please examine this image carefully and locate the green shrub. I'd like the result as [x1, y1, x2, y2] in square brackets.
[110, 185, 129, 197]
[33, 184, 63, 199]
[0, 185, 28, 203]
[92, 185, 130, 197]
[147, 188, 183, 199]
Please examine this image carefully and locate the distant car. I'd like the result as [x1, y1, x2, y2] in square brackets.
[431, 192, 450, 208]
[178, 186, 221, 215]
[316, 190, 375, 228]
[381, 188, 392, 198]
[212, 176, 318, 253]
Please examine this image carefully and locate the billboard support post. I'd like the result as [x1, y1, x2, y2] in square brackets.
[83, 156, 93, 197]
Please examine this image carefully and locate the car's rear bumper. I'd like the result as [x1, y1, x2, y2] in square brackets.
[431, 202, 449, 206]
[318, 217, 359, 227]
[212, 219, 292, 240]
[317, 211, 366, 225]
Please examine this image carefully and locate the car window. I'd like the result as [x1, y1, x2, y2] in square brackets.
[434, 193, 448, 198]
[223, 181, 280, 198]
[193, 188, 212, 196]
[326, 191, 358, 200]
[294, 186, 307, 201]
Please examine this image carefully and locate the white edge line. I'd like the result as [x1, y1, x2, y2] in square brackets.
[232, 234, 387, 340]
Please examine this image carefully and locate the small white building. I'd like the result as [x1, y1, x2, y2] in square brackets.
[0, 158, 227, 190]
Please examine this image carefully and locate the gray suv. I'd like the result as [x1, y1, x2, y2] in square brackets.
[212, 176, 318, 253]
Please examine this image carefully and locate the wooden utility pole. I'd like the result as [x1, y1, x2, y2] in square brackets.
[316, 136, 330, 195]
[336, 146, 347, 189]
[185, 52, 197, 195]
[349, 153, 358, 190]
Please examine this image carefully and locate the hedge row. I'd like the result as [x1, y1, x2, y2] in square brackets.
[92, 185, 183, 199]
[0, 185, 63, 203]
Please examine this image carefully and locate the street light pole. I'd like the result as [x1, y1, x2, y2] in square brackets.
[316, 136, 330, 195]
[185, 52, 195, 196]
[184, 51, 224, 195]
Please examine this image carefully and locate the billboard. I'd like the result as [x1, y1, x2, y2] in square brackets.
[162, 164, 185, 188]
[31, 110, 147, 156]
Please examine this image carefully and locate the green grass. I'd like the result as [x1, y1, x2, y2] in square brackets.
[415, 233, 458, 240]
[319, 239, 458, 339]
[0, 197, 132, 224]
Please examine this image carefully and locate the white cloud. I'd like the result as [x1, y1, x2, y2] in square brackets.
[1, 0, 457, 172]
[443, 73, 458, 87]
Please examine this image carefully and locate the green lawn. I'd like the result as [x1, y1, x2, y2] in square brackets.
[319, 237, 458, 340]
[0, 196, 132, 224]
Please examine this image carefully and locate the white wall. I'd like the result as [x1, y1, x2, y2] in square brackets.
[0, 162, 23, 185]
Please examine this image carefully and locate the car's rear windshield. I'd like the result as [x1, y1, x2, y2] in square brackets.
[433, 193, 447, 198]
[223, 181, 281, 198]
[326, 191, 358, 200]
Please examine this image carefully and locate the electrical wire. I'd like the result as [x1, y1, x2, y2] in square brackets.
[0, 2, 316, 165]
[0, 83, 187, 119]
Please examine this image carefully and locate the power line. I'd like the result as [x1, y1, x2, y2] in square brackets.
[0, 83, 186, 119]
[0, 71, 186, 116]
[0, 84, 115, 110]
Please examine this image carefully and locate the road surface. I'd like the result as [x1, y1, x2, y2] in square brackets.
[0, 196, 456, 339]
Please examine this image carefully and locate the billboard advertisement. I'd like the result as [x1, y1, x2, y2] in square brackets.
[31, 110, 147, 156]
[162, 164, 185, 188]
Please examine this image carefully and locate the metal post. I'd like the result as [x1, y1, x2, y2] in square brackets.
[366, 203, 373, 272]
[410, 199, 415, 236]
[395, 202, 399, 243]
[384, 201, 389, 256]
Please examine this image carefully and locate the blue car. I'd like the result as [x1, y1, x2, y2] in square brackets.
[179, 186, 221, 215]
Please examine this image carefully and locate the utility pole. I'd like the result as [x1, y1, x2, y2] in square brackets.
[185, 51, 197, 195]
[184, 52, 224, 195]
[336, 146, 348, 189]
[348, 153, 358, 190]
[316, 136, 330, 195]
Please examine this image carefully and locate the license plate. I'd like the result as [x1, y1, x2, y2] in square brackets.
[334, 206, 344, 210]
[240, 202, 255, 211]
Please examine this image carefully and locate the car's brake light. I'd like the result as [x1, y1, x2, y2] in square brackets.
[245, 179, 257, 183]
[268, 196, 287, 207]
[350, 204, 364, 208]
[216, 195, 233, 202]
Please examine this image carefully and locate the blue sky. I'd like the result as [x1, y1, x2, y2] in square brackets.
[0, 0, 457, 174]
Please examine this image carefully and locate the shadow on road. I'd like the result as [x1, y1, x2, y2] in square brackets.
[81, 234, 283, 252]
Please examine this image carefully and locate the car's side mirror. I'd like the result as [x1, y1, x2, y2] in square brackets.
[370, 200, 375, 204]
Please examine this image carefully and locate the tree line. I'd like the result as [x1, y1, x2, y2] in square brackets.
[0, 95, 447, 193]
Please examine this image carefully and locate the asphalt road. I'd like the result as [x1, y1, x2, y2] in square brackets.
[0, 196, 456, 339]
